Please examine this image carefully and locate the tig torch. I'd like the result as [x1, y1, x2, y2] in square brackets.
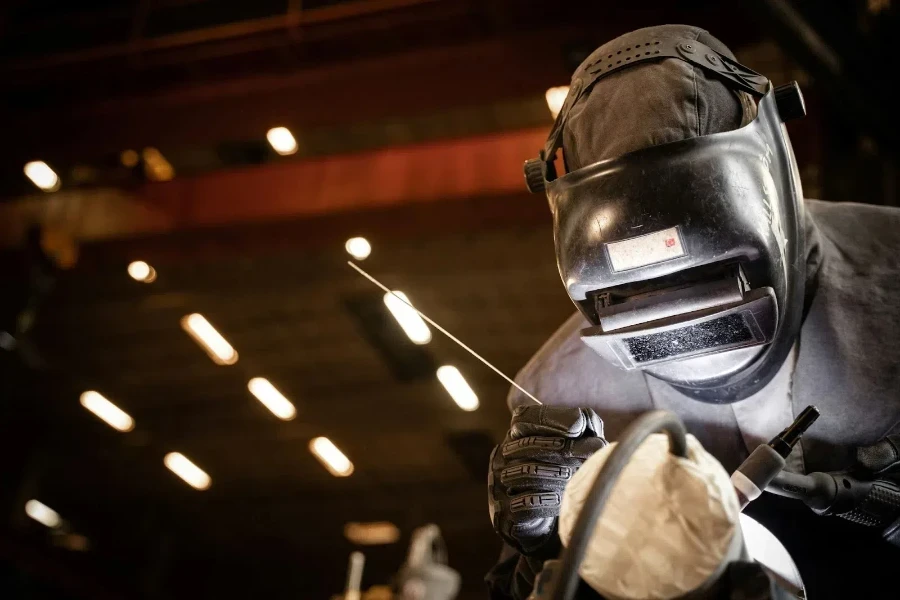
[733, 407, 900, 539]
[732, 405, 820, 510]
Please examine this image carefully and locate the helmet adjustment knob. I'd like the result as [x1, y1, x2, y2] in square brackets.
[523, 158, 546, 194]
[774, 81, 806, 122]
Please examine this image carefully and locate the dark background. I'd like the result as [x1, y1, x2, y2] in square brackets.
[1, 1, 897, 598]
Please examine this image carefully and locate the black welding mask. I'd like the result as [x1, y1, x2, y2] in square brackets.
[524, 35, 808, 403]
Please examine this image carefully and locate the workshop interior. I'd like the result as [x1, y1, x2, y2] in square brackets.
[1, 1, 898, 599]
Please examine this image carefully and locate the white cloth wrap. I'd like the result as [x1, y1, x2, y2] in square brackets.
[558, 433, 741, 600]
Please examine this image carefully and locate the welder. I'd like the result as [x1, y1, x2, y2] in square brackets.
[486, 24, 900, 599]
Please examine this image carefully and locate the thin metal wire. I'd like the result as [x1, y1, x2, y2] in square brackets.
[347, 261, 542, 405]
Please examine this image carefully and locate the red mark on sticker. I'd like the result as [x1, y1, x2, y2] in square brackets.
[665, 238, 676, 248]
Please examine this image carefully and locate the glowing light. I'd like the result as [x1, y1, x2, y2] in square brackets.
[344, 522, 400, 545]
[436, 365, 479, 411]
[80, 391, 135, 432]
[180, 313, 238, 365]
[141, 147, 174, 182]
[383, 291, 432, 345]
[25, 500, 61, 528]
[164, 452, 211, 490]
[24, 161, 60, 191]
[545, 86, 570, 119]
[247, 378, 296, 420]
[310, 437, 354, 477]
[120, 149, 139, 167]
[127, 260, 157, 283]
[266, 127, 298, 156]
[345, 237, 372, 260]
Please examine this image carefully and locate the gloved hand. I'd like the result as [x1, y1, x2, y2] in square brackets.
[853, 434, 900, 547]
[488, 405, 607, 558]
[855, 434, 900, 477]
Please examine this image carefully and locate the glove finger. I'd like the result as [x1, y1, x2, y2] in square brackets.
[508, 517, 560, 557]
[506, 491, 562, 522]
[570, 436, 608, 460]
[509, 406, 594, 439]
[500, 434, 607, 462]
[501, 435, 567, 461]
[500, 462, 574, 495]
[857, 434, 900, 476]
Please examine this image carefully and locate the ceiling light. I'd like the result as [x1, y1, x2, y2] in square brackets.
[24, 161, 60, 192]
[180, 313, 238, 365]
[383, 291, 431, 345]
[164, 452, 211, 490]
[141, 147, 174, 182]
[344, 521, 400, 545]
[127, 260, 157, 283]
[436, 365, 479, 411]
[310, 437, 354, 477]
[545, 86, 570, 119]
[25, 499, 61, 528]
[80, 391, 135, 432]
[267, 127, 298, 156]
[120, 149, 139, 167]
[247, 377, 296, 420]
[345, 237, 372, 260]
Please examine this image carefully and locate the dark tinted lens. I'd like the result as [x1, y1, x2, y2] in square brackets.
[624, 313, 754, 363]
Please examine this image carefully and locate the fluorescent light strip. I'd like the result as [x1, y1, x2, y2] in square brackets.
[80, 391, 135, 432]
[309, 437, 354, 477]
[383, 291, 432, 344]
[24, 161, 60, 191]
[164, 452, 211, 490]
[436, 365, 479, 411]
[25, 499, 62, 528]
[545, 86, 569, 119]
[247, 378, 296, 420]
[344, 521, 400, 545]
[267, 127, 298, 155]
[127, 260, 157, 283]
[181, 313, 238, 365]
[345, 237, 371, 260]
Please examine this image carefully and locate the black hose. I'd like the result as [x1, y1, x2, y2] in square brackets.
[549, 410, 688, 600]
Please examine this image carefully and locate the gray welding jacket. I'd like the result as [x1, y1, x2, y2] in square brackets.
[504, 199, 900, 598]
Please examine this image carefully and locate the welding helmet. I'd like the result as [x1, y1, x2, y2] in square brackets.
[524, 34, 807, 403]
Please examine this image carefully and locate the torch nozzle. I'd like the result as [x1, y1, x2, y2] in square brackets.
[768, 405, 819, 458]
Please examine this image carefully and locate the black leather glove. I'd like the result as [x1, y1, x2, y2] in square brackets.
[856, 434, 900, 477]
[488, 405, 607, 558]
[854, 434, 900, 546]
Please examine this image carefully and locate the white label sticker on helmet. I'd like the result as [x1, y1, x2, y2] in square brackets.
[606, 227, 684, 272]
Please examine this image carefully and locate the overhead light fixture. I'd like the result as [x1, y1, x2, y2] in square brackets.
[545, 86, 570, 119]
[120, 149, 139, 168]
[383, 291, 432, 345]
[436, 365, 479, 411]
[24, 161, 61, 192]
[247, 377, 296, 420]
[310, 437, 354, 477]
[127, 260, 157, 283]
[345, 237, 372, 260]
[25, 499, 62, 528]
[164, 452, 211, 490]
[266, 126, 298, 156]
[344, 521, 400, 545]
[80, 391, 135, 432]
[180, 313, 238, 365]
[141, 147, 174, 182]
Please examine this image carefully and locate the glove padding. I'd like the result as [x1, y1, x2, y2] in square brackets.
[856, 434, 900, 477]
[489, 405, 607, 558]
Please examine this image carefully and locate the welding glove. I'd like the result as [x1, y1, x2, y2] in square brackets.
[854, 434, 900, 547]
[488, 406, 607, 558]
